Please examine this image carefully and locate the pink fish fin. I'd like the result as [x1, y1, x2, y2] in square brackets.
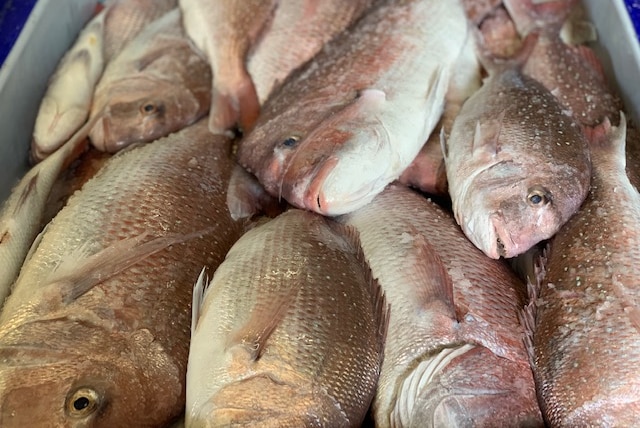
[471, 111, 505, 161]
[328, 221, 389, 359]
[208, 73, 260, 137]
[44, 228, 212, 304]
[585, 112, 627, 166]
[191, 267, 210, 339]
[570, 44, 606, 80]
[518, 243, 548, 368]
[503, 0, 576, 36]
[226, 280, 299, 362]
[226, 164, 285, 221]
[404, 229, 458, 321]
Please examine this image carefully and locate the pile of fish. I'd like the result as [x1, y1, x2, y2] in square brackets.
[0, 0, 638, 426]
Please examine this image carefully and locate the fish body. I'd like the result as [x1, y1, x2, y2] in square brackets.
[626, 124, 640, 191]
[527, 116, 640, 425]
[179, 0, 277, 134]
[339, 184, 542, 427]
[503, 0, 623, 127]
[31, 12, 105, 161]
[89, 9, 211, 153]
[31, 0, 178, 162]
[186, 209, 387, 427]
[0, 120, 244, 427]
[247, 0, 377, 104]
[444, 62, 591, 259]
[238, 0, 469, 216]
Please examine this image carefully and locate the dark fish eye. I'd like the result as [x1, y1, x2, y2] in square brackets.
[527, 187, 550, 206]
[282, 136, 299, 147]
[141, 103, 156, 114]
[66, 387, 100, 418]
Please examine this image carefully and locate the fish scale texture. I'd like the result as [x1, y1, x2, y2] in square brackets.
[0, 120, 244, 427]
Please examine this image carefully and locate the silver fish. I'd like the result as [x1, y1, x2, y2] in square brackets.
[186, 209, 387, 427]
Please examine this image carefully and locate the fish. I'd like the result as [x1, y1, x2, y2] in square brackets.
[443, 36, 591, 259]
[186, 209, 388, 427]
[238, 0, 469, 216]
[0, 113, 103, 310]
[0, 119, 245, 427]
[339, 184, 543, 427]
[31, 11, 105, 162]
[503, 0, 623, 127]
[246, 0, 377, 104]
[524, 114, 640, 425]
[626, 123, 640, 191]
[399, 29, 481, 196]
[31, 0, 179, 162]
[89, 9, 212, 153]
[179, 0, 277, 134]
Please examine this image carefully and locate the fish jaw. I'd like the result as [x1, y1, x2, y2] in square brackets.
[32, 98, 88, 160]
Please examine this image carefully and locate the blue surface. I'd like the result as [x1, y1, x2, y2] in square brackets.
[626, 0, 640, 41]
[0, 0, 38, 67]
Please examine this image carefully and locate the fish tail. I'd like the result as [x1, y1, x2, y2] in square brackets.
[208, 72, 260, 137]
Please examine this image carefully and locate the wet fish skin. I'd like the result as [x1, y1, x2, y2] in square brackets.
[31, 12, 105, 162]
[527, 115, 640, 425]
[179, 0, 277, 134]
[247, 0, 377, 104]
[503, 0, 623, 127]
[238, 0, 468, 216]
[626, 123, 640, 191]
[339, 184, 543, 427]
[31, 0, 179, 162]
[0, 120, 244, 427]
[444, 61, 591, 259]
[186, 209, 387, 427]
[89, 9, 211, 153]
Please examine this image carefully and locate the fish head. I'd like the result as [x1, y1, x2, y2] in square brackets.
[456, 158, 589, 259]
[0, 321, 183, 427]
[89, 78, 210, 152]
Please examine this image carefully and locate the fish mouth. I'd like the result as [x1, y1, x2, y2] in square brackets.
[491, 212, 517, 259]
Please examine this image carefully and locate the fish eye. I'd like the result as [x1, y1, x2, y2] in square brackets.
[281, 136, 299, 147]
[527, 187, 550, 206]
[66, 387, 100, 418]
[140, 102, 156, 114]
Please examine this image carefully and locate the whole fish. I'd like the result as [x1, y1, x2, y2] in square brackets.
[525, 115, 640, 425]
[179, 0, 277, 134]
[503, 0, 623, 127]
[0, 120, 244, 427]
[246, 0, 377, 104]
[443, 39, 591, 259]
[339, 184, 542, 427]
[89, 9, 211, 153]
[238, 0, 468, 216]
[186, 209, 387, 427]
[31, 0, 178, 162]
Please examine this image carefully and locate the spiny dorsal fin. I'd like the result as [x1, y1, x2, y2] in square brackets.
[191, 267, 209, 338]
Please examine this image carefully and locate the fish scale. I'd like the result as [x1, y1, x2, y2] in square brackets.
[529, 115, 640, 425]
[0, 119, 244, 427]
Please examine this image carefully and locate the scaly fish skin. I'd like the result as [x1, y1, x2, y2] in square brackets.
[89, 9, 211, 153]
[186, 210, 386, 427]
[247, 0, 377, 104]
[239, 0, 468, 216]
[339, 184, 542, 427]
[0, 120, 243, 427]
[529, 116, 640, 425]
[445, 66, 590, 259]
